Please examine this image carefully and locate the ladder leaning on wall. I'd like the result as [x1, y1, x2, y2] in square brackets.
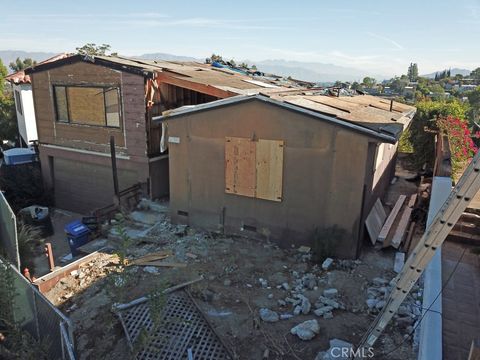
[356, 149, 480, 353]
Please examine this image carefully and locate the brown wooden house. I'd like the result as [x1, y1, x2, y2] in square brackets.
[26, 55, 275, 213]
[154, 92, 416, 258]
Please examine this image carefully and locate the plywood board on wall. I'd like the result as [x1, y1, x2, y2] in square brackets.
[225, 137, 256, 197]
[256, 139, 284, 201]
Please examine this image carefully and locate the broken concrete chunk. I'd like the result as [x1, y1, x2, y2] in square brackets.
[323, 311, 333, 319]
[259, 278, 268, 288]
[293, 305, 302, 315]
[290, 319, 320, 341]
[223, 279, 232, 287]
[281, 282, 290, 291]
[322, 258, 334, 271]
[280, 314, 294, 320]
[366, 298, 379, 309]
[259, 308, 279, 323]
[317, 339, 354, 360]
[298, 246, 311, 253]
[372, 277, 388, 286]
[323, 288, 338, 299]
[314, 306, 334, 317]
[143, 266, 159, 274]
[300, 297, 311, 314]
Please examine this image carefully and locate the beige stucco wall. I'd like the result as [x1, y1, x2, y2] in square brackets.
[166, 100, 376, 258]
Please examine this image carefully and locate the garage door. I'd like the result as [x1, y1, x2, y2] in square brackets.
[53, 158, 137, 214]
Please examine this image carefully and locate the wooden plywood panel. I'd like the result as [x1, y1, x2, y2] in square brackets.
[377, 195, 406, 243]
[365, 198, 387, 244]
[225, 137, 255, 197]
[256, 139, 284, 202]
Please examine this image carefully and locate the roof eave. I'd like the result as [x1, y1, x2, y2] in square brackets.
[24, 54, 155, 78]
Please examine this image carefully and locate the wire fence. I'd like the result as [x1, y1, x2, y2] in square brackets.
[4, 259, 76, 359]
[0, 191, 20, 269]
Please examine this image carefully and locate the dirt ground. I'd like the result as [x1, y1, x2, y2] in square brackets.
[40, 154, 425, 360]
[43, 214, 418, 359]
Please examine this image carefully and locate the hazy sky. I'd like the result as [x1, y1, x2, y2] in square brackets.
[1, 0, 479, 76]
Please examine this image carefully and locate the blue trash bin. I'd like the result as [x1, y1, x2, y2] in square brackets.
[64, 220, 91, 257]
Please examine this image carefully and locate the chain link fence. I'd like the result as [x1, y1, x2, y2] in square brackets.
[3, 259, 76, 359]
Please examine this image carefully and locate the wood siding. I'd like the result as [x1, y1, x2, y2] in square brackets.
[31, 62, 147, 159]
[167, 100, 375, 258]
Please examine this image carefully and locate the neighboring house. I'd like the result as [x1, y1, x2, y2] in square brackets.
[154, 92, 416, 258]
[25, 54, 285, 213]
[5, 54, 68, 146]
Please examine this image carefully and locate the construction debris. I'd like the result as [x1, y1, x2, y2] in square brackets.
[290, 319, 320, 340]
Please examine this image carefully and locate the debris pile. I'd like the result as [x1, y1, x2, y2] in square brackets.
[365, 277, 423, 341]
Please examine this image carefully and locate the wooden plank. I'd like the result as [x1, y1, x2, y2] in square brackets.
[365, 198, 387, 244]
[225, 137, 256, 197]
[403, 221, 416, 254]
[256, 139, 284, 202]
[377, 195, 406, 242]
[390, 194, 417, 248]
[135, 261, 187, 268]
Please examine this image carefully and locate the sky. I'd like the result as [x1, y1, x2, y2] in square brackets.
[1, 0, 480, 77]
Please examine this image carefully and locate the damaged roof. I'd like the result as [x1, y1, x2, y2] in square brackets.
[6, 53, 69, 84]
[24, 54, 301, 96]
[154, 92, 416, 144]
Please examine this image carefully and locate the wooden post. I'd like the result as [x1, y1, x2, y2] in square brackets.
[390, 99, 393, 112]
[45, 242, 55, 272]
[110, 136, 119, 198]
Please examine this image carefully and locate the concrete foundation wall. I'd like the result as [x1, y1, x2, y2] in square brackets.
[167, 100, 374, 258]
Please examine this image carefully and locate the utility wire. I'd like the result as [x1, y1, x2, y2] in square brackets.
[378, 246, 467, 357]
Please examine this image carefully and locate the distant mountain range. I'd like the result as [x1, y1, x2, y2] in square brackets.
[0, 50, 475, 83]
[421, 68, 472, 79]
[0, 50, 57, 69]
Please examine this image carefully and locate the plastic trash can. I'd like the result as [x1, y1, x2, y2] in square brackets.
[18, 205, 54, 237]
[64, 220, 91, 257]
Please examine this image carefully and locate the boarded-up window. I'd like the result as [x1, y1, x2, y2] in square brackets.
[225, 137, 256, 197]
[53, 85, 121, 128]
[68, 87, 106, 125]
[54, 86, 69, 122]
[256, 139, 284, 201]
[225, 137, 284, 202]
[105, 88, 120, 127]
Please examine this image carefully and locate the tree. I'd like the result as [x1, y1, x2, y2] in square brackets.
[362, 77, 376, 88]
[0, 59, 18, 143]
[76, 43, 116, 56]
[351, 81, 360, 90]
[0, 59, 7, 93]
[407, 63, 418, 82]
[9, 58, 37, 72]
[471, 67, 480, 80]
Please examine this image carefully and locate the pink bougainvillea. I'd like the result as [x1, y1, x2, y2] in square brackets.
[437, 116, 478, 163]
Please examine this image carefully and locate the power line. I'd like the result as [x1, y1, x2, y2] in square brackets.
[378, 246, 467, 357]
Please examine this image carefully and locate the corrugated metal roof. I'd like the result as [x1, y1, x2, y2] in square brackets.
[25, 54, 296, 95]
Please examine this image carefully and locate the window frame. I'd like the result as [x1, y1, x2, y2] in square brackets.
[52, 84, 123, 129]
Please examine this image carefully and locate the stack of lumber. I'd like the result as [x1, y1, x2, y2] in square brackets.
[377, 194, 417, 250]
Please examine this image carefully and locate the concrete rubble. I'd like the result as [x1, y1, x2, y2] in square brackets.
[290, 319, 320, 340]
[40, 196, 418, 359]
[316, 338, 354, 360]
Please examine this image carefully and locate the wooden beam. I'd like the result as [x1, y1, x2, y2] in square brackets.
[378, 195, 406, 243]
[390, 194, 417, 249]
[155, 72, 236, 99]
